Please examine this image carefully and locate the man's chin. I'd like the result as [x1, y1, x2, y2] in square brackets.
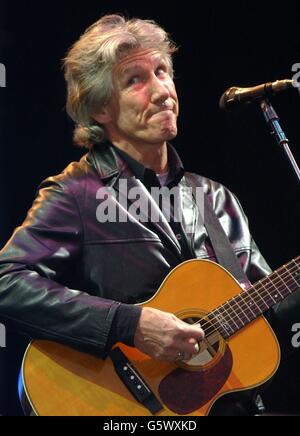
[135, 127, 178, 145]
[163, 128, 178, 141]
[149, 132, 177, 145]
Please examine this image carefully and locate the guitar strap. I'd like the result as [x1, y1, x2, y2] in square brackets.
[203, 194, 249, 284]
[186, 174, 249, 285]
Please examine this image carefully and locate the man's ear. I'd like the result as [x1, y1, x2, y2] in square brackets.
[93, 105, 112, 125]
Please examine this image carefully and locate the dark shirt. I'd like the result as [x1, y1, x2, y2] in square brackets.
[112, 143, 194, 259]
[107, 142, 194, 351]
[113, 142, 185, 189]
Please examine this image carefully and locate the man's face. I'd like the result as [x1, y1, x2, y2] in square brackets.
[97, 49, 179, 148]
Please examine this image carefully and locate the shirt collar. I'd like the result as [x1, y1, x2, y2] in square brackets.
[110, 142, 185, 188]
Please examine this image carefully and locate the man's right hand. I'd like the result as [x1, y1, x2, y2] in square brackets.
[133, 307, 205, 362]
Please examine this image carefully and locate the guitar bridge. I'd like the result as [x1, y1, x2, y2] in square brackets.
[109, 347, 163, 415]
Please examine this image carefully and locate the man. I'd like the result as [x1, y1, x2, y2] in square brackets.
[0, 14, 298, 415]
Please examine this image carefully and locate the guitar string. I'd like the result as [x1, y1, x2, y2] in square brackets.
[196, 274, 299, 338]
[187, 263, 300, 338]
[198, 270, 300, 338]
[197, 262, 299, 333]
[207, 263, 300, 334]
[212, 261, 300, 322]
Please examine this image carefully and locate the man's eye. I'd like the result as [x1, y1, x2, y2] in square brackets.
[156, 67, 167, 77]
[127, 76, 140, 86]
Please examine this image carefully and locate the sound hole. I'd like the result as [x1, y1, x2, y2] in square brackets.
[178, 311, 224, 369]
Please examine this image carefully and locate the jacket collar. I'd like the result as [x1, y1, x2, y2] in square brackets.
[109, 142, 185, 189]
[88, 142, 125, 181]
[88, 141, 184, 185]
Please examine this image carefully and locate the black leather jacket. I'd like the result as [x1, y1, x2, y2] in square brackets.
[0, 143, 271, 357]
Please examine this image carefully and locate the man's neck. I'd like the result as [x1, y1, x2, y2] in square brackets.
[111, 140, 169, 174]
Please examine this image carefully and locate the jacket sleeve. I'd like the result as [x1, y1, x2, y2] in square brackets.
[0, 177, 121, 357]
[232, 193, 272, 283]
[248, 236, 272, 282]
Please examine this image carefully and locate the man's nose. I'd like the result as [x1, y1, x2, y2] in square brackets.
[150, 76, 170, 105]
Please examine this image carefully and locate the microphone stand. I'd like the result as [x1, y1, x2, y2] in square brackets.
[260, 99, 300, 185]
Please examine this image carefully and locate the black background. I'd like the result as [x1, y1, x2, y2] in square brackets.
[0, 0, 300, 415]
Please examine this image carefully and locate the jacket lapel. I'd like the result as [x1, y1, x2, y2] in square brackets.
[89, 144, 182, 257]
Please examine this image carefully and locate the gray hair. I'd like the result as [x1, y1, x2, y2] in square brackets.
[63, 14, 177, 149]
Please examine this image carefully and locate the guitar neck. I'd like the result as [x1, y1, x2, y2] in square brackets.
[208, 256, 300, 339]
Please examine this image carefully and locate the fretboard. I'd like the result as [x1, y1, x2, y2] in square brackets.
[208, 256, 300, 339]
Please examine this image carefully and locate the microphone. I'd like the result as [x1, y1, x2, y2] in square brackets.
[219, 79, 293, 111]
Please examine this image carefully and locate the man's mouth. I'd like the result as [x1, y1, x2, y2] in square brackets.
[152, 107, 175, 116]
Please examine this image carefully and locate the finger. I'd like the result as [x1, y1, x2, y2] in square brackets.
[183, 354, 194, 362]
[180, 322, 205, 340]
[194, 341, 200, 353]
[186, 338, 200, 353]
[180, 341, 201, 356]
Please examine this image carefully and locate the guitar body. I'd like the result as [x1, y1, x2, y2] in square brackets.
[21, 259, 280, 416]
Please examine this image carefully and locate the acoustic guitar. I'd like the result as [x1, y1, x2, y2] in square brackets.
[20, 256, 300, 416]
